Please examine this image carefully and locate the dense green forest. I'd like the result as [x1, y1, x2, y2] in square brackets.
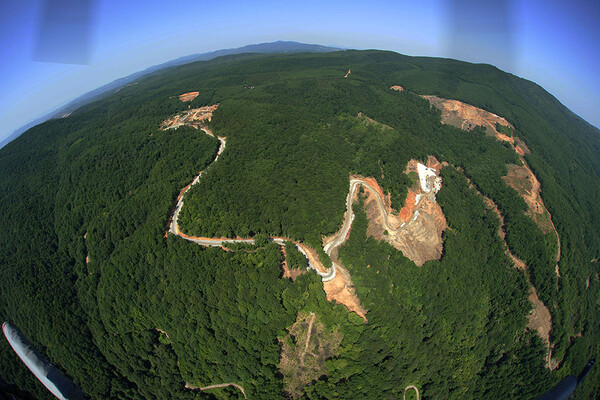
[1, 50, 598, 399]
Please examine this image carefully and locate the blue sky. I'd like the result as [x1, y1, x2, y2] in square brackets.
[1, 0, 599, 144]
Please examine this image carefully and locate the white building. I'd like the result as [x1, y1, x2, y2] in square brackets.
[417, 163, 442, 194]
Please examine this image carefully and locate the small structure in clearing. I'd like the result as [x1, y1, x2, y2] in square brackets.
[359, 156, 447, 266]
[161, 104, 219, 130]
[417, 163, 442, 193]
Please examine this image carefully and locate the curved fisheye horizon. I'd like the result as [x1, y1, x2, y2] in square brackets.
[0, 0, 599, 147]
[1, 1, 599, 400]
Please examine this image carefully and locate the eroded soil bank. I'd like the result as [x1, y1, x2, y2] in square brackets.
[358, 157, 447, 267]
[420, 92, 561, 275]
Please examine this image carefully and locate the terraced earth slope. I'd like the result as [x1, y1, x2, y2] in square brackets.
[1, 50, 599, 399]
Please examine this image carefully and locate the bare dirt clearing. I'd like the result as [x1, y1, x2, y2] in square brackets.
[279, 312, 343, 399]
[280, 244, 306, 281]
[421, 94, 530, 155]
[161, 104, 218, 130]
[503, 164, 556, 234]
[420, 93, 561, 275]
[359, 157, 447, 266]
[344, 68, 351, 78]
[390, 85, 404, 92]
[323, 266, 367, 322]
[178, 91, 200, 102]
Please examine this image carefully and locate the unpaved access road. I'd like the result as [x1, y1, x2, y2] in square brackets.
[167, 125, 338, 281]
[168, 134, 424, 284]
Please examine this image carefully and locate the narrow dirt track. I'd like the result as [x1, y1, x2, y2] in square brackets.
[404, 385, 420, 400]
[186, 382, 247, 399]
[167, 127, 424, 284]
[165, 109, 426, 397]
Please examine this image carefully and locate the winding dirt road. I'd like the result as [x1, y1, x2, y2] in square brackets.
[165, 110, 429, 398]
[167, 125, 426, 284]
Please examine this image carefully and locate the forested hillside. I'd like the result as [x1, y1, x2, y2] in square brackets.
[1, 50, 598, 399]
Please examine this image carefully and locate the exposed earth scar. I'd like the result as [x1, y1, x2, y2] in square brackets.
[419, 93, 561, 276]
[412, 89, 557, 369]
[459, 168, 555, 369]
[163, 101, 450, 321]
[162, 103, 368, 319]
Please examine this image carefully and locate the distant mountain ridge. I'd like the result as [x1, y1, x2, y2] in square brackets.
[0, 41, 340, 149]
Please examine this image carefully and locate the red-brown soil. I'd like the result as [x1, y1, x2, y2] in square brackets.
[178, 91, 199, 102]
[359, 158, 447, 266]
[421, 95, 560, 275]
[398, 192, 417, 222]
[280, 245, 306, 281]
[390, 85, 404, 92]
[344, 68, 351, 78]
[460, 167, 554, 368]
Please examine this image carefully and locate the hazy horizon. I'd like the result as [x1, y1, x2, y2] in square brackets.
[1, 0, 599, 145]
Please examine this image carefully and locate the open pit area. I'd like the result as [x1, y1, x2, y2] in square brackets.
[360, 157, 447, 266]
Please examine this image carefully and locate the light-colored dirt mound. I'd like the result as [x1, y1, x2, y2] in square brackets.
[323, 266, 367, 322]
[178, 91, 199, 102]
[376, 196, 446, 266]
[390, 85, 404, 91]
[161, 104, 219, 130]
[527, 287, 552, 347]
[528, 287, 556, 369]
[344, 68, 351, 78]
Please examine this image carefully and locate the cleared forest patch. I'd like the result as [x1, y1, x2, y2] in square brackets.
[503, 163, 557, 237]
[421, 93, 561, 274]
[161, 104, 219, 130]
[279, 312, 343, 399]
[360, 157, 447, 266]
[178, 91, 199, 102]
